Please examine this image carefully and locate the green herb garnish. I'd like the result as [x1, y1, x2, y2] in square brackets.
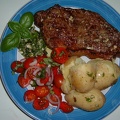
[0, 12, 34, 52]
[87, 72, 93, 77]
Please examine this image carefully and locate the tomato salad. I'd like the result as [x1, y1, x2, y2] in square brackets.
[1, 11, 74, 115]
[11, 52, 73, 114]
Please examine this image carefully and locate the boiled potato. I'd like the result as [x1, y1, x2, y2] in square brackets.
[65, 88, 106, 111]
[88, 59, 120, 90]
[60, 56, 120, 112]
[60, 56, 85, 94]
[60, 56, 78, 94]
[69, 63, 96, 93]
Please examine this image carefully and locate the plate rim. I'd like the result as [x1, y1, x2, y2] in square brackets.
[0, 0, 120, 120]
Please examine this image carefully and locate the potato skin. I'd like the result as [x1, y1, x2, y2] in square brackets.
[65, 88, 106, 111]
[88, 59, 120, 90]
[60, 57, 120, 112]
[60, 56, 85, 94]
[60, 56, 78, 94]
[69, 63, 96, 93]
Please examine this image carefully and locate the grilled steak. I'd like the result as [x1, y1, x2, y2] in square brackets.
[34, 4, 120, 60]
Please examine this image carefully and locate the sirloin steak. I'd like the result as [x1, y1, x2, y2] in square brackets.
[34, 4, 120, 60]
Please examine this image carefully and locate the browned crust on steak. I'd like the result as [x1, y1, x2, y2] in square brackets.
[34, 4, 120, 60]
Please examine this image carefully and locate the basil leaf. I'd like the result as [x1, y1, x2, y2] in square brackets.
[1, 32, 20, 52]
[8, 21, 22, 32]
[19, 12, 34, 28]
[20, 28, 31, 39]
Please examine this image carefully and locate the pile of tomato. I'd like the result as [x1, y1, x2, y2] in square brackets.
[11, 47, 74, 114]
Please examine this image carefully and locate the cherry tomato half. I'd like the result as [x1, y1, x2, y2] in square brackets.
[52, 86, 62, 96]
[25, 66, 39, 80]
[50, 86, 62, 105]
[60, 101, 74, 113]
[40, 72, 49, 84]
[49, 93, 62, 106]
[24, 90, 37, 102]
[54, 74, 64, 88]
[18, 74, 31, 88]
[36, 55, 47, 68]
[35, 86, 50, 98]
[51, 66, 60, 77]
[51, 47, 68, 64]
[11, 61, 24, 73]
[33, 97, 49, 110]
[23, 57, 35, 69]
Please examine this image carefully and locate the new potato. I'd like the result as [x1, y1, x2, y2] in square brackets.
[61, 56, 120, 111]
[69, 63, 96, 93]
[60, 56, 85, 94]
[88, 59, 120, 90]
[65, 88, 106, 111]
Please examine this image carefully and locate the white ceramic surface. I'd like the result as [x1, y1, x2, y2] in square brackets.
[0, 0, 120, 120]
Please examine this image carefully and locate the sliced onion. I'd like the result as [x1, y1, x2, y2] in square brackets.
[47, 94, 60, 115]
[33, 77, 39, 81]
[20, 58, 26, 62]
[46, 94, 59, 105]
[29, 59, 37, 66]
[33, 68, 41, 76]
[36, 79, 44, 86]
[46, 68, 54, 85]
[24, 66, 41, 79]
[46, 66, 51, 76]
[24, 66, 54, 86]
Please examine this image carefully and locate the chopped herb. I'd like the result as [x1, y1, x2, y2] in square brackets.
[51, 51, 56, 58]
[102, 72, 105, 77]
[85, 95, 95, 102]
[39, 68, 46, 79]
[13, 62, 23, 71]
[35, 68, 46, 79]
[30, 80, 37, 87]
[50, 89, 54, 94]
[59, 51, 65, 57]
[85, 97, 92, 102]
[18, 26, 46, 57]
[43, 58, 60, 66]
[112, 74, 115, 77]
[87, 72, 93, 77]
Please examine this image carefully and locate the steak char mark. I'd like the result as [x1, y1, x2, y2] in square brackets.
[34, 4, 120, 60]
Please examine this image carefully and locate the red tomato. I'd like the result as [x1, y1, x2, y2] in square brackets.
[33, 97, 49, 110]
[25, 66, 39, 80]
[24, 90, 37, 102]
[49, 93, 62, 106]
[51, 47, 68, 64]
[23, 57, 35, 69]
[54, 74, 64, 88]
[35, 86, 50, 98]
[36, 55, 47, 68]
[11, 61, 24, 73]
[60, 101, 74, 113]
[25, 66, 49, 85]
[18, 74, 31, 88]
[51, 66, 60, 76]
[52, 86, 62, 95]
[50, 86, 62, 106]
[40, 72, 49, 84]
